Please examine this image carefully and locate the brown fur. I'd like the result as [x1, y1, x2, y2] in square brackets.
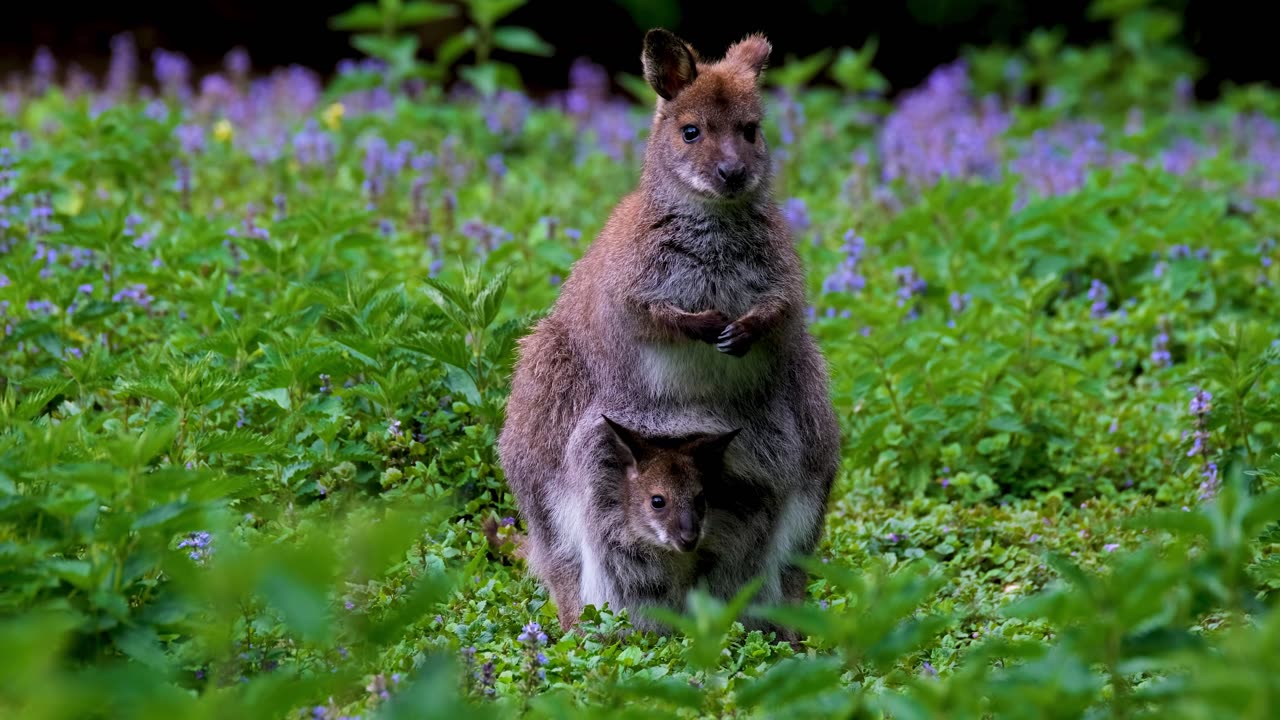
[497, 29, 840, 639]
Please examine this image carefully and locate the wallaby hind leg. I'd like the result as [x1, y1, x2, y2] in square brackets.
[544, 563, 583, 634]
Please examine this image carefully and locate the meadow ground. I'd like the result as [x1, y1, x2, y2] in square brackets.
[2, 14, 1280, 720]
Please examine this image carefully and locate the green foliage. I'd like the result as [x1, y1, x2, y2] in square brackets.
[329, 0, 554, 96]
[3, 12, 1280, 719]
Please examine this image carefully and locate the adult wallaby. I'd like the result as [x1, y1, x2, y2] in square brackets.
[498, 28, 840, 633]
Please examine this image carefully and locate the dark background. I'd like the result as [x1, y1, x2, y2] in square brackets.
[2, 0, 1276, 98]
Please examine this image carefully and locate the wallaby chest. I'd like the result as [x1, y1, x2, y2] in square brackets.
[642, 214, 774, 317]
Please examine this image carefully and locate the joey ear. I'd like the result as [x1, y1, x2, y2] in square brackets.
[642, 28, 698, 101]
[725, 33, 771, 79]
[600, 414, 647, 467]
[682, 427, 742, 461]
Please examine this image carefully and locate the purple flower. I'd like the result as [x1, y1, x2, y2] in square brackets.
[177, 530, 213, 563]
[224, 46, 251, 79]
[152, 48, 192, 99]
[1103, 543, 1119, 553]
[319, 373, 332, 394]
[486, 153, 507, 181]
[175, 124, 206, 155]
[112, 283, 154, 308]
[1189, 388, 1212, 417]
[501, 516, 515, 527]
[893, 266, 927, 319]
[517, 622, 548, 646]
[388, 419, 402, 438]
[1150, 332, 1171, 367]
[782, 197, 810, 233]
[107, 33, 139, 96]
[1087, 279, 1110, 318]
[879, 60, 1008, 191]
[484, 90, 531, 135]
[821, 230, 867, 295]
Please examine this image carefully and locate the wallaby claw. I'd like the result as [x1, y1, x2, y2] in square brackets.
[716, 321, 754, 356]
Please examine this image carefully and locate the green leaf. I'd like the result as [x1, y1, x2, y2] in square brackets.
[435, 28, 477, 68]
[252, 387, 292, 411]
[474, 268, 510, 328]
[734, 656, 844, 710]
[442, 366, 482, 406]
[198, 430, 279, 456]
[612, 676, 705, 710]
[329, 3, 385, 31]
[491, 27, 554, 57]
[468, 0, 526, 28]
[398, 1, 457, 25]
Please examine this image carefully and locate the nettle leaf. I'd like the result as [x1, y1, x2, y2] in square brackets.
[491, 27, 554, 57]
[252, 388, 292, 411]
[198, 430, 280, 456]
[734, 656, 844, 710]
[398, 1, 457, 25]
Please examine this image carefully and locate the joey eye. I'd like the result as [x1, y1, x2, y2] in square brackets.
[681, 125, 700, 143]
[743, 123, 757, 143]
[650, 495, 666, 509]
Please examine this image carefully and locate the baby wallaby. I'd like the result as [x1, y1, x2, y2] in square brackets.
[598, 414, 737, 555]
[499, 28, 840, 634]
[484, 416, 730, 560]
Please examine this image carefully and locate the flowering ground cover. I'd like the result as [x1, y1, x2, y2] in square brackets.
[2, 4, 1280, 719]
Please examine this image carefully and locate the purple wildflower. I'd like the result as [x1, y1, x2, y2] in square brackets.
[1150, 331, 1171, 367]
[177, 530, 213, 564]
[893, 266, 927, 319]
[1087, 279, 1110, 318]
[107, 33, 139, 97]
[175, 124, 206, 155]
[821, 230, 867, 295]
[319, 373, 332, 394]
[879, 60, 1008, 190]
[112, 283, 154, 308]
[224, 47, 251, 80]
[781, 197, 810, 233]
[152, 48, 192, 99]
[484, 90, 531, 136]
[388, 419, 402, 438]
[486, 153, 507, 182]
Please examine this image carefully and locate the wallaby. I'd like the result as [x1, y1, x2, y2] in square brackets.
[505, 413, 739, 632]
[498, 29, 840, 634]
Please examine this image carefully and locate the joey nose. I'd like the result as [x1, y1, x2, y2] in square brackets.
[717, 162, 746, 188]
[675, 513, 701, 552]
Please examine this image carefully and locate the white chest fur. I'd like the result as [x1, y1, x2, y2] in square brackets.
[637, 340, 767, 400]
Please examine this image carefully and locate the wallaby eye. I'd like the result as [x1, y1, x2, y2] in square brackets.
[743, 123, 757, 143]
[650, 495, 666, 509]
[681, 125, 700, 143]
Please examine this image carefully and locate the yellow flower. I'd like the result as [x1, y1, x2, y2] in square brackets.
[322, 102, 345, 130]
[213, 119, 234, 143]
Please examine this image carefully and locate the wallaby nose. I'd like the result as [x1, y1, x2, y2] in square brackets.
[717, 162, 746, 187]
[674, 512, 700, 552]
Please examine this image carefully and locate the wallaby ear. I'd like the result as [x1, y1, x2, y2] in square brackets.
[642, 28, 699, 101]
[683, 427, 742, 461]
[600, 414, 646, 468]
[725, 33, 771, 79]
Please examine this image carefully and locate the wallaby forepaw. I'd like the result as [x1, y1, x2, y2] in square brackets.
[687, 309, 731, 344]
[716, 320, 755, 356]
